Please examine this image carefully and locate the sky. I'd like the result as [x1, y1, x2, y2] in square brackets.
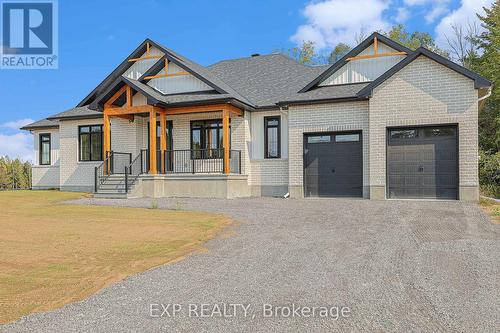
[0, 0, 493, 161]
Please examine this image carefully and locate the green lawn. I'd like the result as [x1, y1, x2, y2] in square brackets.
[0, 191, 230, 324]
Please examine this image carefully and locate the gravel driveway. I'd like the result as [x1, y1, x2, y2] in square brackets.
[3, 197, 500, 332]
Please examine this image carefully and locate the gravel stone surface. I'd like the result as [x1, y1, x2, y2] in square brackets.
[2, 197, 500, 332]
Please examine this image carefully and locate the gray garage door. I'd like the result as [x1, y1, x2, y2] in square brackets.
[387, 126, 458, 199]
[304, 132, 363, 197]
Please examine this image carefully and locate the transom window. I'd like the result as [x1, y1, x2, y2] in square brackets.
[264, 116, 281, 158]
[39, 133, 51, 165]
[79, 125, 103, 161]
[190, 119, 230, 159]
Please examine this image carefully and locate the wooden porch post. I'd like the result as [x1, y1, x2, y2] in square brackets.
[149, 109, 157, 175]
[160, 112, 167, 174]
[103, 109, 111, 174]
[222, 109, 230, 174]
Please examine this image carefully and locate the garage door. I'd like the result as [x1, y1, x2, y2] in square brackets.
[304, 132, 362, 197]
[387, 126, 458, 199]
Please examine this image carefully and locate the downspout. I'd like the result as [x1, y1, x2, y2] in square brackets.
[279, 105, 290, 199]
[478, 86, 492, 109]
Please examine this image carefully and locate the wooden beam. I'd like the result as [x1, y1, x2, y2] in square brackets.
[144, 72, 190, 80]
[149, 110, 157, 175]
[346, 52, 407, 61]
[115, 115, 134, 121]
[164, 104, 243, 116]
[104, 85, 128, 107]
[128, 55, 161, 62]
[105, 105, 154, 116]
[103, 110, 111, 174]
[373, 36, 378, 55]
[160, 112, 166, 174]
[225, 104, 244, 116]
[222, 109, 230, 174]
[126, 86, 132, 107]
[146, 42, 150, 56]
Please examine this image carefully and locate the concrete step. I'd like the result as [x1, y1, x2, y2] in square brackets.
[93, 192, 129, 199]
[98, 181, 135, 186]
[96, 188, 127, 193]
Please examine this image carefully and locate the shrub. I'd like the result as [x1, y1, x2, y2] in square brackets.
[479, 151, 500, 198]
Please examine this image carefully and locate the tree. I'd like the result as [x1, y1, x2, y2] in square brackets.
[0, 156, 32, 190]
[286, 41, 323, 65]
[444, 21, 481, 69]
[473, 0, 500, 196]
[384, 24, 450, 58]
[0, 157, 8, 189]
[328, 43, 352, 64]
[476, 0, 500, 154]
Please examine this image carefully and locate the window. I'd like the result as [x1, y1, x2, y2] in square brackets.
[335, 134, 359, 142]
[423, 127, 456, 137]
[190, 119, 230, 159]
[390, 129, 417, 139]
[39, 133, 51, 165]
[264, 116, 280, 158]
[79, 125, 103, 161]
[307, 135, 331, 144]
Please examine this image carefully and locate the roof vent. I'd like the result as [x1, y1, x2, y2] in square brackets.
[251, 53, 260, 57]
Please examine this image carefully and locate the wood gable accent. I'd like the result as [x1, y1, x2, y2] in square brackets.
[128, 42, 161, 62]
[346, 37, 407, 61]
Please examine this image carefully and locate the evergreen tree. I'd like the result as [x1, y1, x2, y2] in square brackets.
[477, 0, 500, 153]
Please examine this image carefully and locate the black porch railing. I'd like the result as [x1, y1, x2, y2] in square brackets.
[94, 151, 132, 192]
[141, 149, 242, 174]
[110, 152, 132, 174]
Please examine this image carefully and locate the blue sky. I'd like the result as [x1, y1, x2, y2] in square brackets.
[0, 0, 493, 161]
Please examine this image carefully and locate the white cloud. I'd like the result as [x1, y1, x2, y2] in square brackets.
[435, 0, 493, 47]
[291, 0, 391, 49]
[403, 0, 451, 24]
[404, 0, 431, 5]
[0, 132, 33, 162]
[425, 3, 449, 23]
[0, 118, 34, 130]
[395, 7, 410, 23]
[0, 118, 35, 161]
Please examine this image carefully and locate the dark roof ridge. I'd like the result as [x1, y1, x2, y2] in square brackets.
[357, 46, 492, 97]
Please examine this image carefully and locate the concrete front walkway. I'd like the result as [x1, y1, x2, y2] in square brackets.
[3, 198, 500, 332]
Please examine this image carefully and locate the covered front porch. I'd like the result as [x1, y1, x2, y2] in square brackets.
[94, 84, 249, 198]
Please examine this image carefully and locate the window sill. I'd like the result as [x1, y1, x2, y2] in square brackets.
[33, 164, 59, 168]
[250, 158, 288, 162]
[77, 161, 103, 165]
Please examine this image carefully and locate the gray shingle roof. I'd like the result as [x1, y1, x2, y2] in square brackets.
[278, 83, 370, 104]
[24, 34, 491, 131]
[208, 54, 328, 107]
[123, 77, 236, 107]
[20, 118, 59, 130]
[152, 41, 254, 107]
[46, 106, 103, 120]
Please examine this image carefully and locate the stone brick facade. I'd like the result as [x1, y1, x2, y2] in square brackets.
[369, 56, 479, 200]
[288, 101, 370, 198]
[59, 119, 104, 191]
[31, 128, 60, 189]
